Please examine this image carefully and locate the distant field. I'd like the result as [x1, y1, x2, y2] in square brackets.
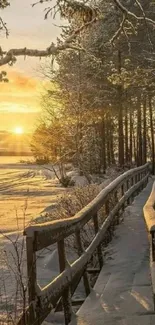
[0, 155, 33, 164]
[0, 156, 66, 233]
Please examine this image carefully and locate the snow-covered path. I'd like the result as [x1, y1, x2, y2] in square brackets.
[70, 179, 155, 325]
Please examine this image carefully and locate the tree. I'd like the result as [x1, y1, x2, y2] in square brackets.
[32, 0, 155, 174]
[1, 0, 155, 67]
[0, 0, 155, 172]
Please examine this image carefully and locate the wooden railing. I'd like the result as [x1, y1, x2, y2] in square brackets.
[18, 163, 150, 325]
[143, 180, 155, 309]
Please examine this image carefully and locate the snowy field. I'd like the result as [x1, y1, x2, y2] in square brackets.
[0, 156, 67, 234]
[0, 156, 71, 323]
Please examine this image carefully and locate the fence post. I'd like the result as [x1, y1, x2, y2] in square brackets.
[26, 235, 37, 324]
[105, 197, 110, 216]
[113, 190, 120, 224]
[146, 166, 150, 185]
[141, 171, 145, 190]
[93, 213, 104, 269]
[126, 178, 131, 205]
[76, 230, 91, 296]
[57, 239, 72, 325]
[131, 176, 134, 186]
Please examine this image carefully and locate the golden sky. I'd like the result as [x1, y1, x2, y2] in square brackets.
[0, 0, 61, 132]
[0, 69, 41, 132]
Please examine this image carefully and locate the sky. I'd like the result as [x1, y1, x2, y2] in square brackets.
[0, 0, 62, 132]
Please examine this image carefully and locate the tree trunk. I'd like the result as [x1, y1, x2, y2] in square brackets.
[143, 96, 147, 164]
[110, 123, 115, 164]
[106, 118, 111, 166]
[133, 130, 137, 163]
[125, 107, 129, 165]
[117, 50, 124, 166]
[100, 116, 106, 172]
[137, 96, 142, 166]
[148, 95, 155, 174]
[129, 106, 133, 165]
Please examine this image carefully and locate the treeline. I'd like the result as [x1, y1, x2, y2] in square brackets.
[0, 152, 32, 156]
[31, 0, 155, 175]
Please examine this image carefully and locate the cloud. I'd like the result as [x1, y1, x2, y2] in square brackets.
[9, 71, 38, 89]
[0, 0, 57, 132]
[0, 103, 38, 113]
[0, 69, 44, 130]
[0, 69, 42, 114]
[1, 69, 39, 92]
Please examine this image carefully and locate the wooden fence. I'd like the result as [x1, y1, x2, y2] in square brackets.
[18, 163, 150, 325]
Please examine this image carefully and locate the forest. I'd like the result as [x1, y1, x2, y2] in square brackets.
[0, 2, 155, 324]
[29, 0, 155, 181]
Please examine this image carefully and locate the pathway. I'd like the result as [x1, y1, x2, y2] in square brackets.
[70, 178, 155, 325]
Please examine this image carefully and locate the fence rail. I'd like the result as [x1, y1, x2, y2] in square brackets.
[18, 163, 150, 325]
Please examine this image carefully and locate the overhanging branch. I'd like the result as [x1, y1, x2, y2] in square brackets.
[0, 18, 96, 66]
[0, 0, 155, 67]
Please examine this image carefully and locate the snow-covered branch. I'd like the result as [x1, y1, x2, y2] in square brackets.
[0, 18, 96, 66]
[0, 1, 155, 66]
[113, 0, 155, 26]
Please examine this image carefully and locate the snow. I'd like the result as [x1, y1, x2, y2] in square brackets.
[66, 169, 88, 187]
[0, 156, 69, 322]
[0, 157, 112, 233]
[0, 156, 67, 233]
[143, 180, 155, 232]
[0, 158, 152, 324]
[24, 163, 149, 238]
[69, 179, 155, 325]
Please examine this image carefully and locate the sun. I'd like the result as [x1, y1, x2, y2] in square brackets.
[13, 126, 24, 135]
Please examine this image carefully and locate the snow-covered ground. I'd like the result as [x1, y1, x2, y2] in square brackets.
[70, 179, 155, 325]
[0, 156, 87, 323]
[0, 157, 127, 324]
[0, 156, 67, 233]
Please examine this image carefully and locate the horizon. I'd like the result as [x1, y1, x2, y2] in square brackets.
[0, 129, 33, 154]
[0, 129, 33, 134]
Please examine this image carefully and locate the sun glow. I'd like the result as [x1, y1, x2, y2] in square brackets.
[13, 126, 24, 135]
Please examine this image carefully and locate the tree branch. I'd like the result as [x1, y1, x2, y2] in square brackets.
[113, 0, 155, 26]
[0, 0, 155, 67]
[0, 18, 96, 66]
[135, 0, 153, 49]
[0, 17, 9, 37]
[110, 13, 126, 44]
